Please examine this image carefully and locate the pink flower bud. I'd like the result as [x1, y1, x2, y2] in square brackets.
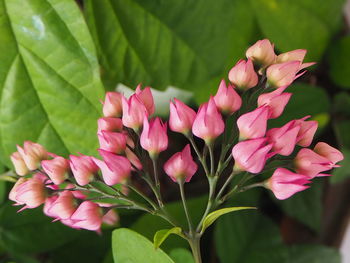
[164, 144, 198, 183]
[102, 92, 123, 117]
[47, 191, 76, 220]
[93, 149, 131, 185]
[102, 209, 119, 225]
[232, 138, 273, 174]
[266, 61, 302, 88]
[214, 80, 242, 115]
[276, 49, 315, 70]
[71, 201, 103, 231]
[314, 142, 344, 164]
[267, 168, 310, 200]
[10, 152, 29, 176]
[17, 141, 48, 170]
[294, 148, 336, 178]
[125, 147, 142, 170]
[192, 97, 225, 143]
[98, 131, 127, 154]
[135, 84, 155, 116]
[237, 106, 269, 140]
[70, 155, 99, 186]
[11, 176, 46, 209]
[246, 39, 276, 66]
[43, 195, 58, 218]
[292, 117, 318, 147]
[169, 98, 196, 135]
[140, 117, 168, 157]
[122, 95, 148, 131]
[228, 59, 258, 90]
[97, 117, 123, 132]
[9, 177, 27, 204]
[41, 156, 70, 185]
[267, 123, 300, 156]
[257, 87, 292, 119]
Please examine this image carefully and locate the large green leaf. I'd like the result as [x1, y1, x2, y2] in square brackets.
[84, 0, 255, 91]
[0, 202, 79, 254]
[269, 83, 330, 130]
[251, 0, 333, 61]
[329, 36, 350, 89]
[0, 0, 104, 165]
[169, 248, 194, 263]
[112, 228, 174, 263]
[275, 179, 323, 232]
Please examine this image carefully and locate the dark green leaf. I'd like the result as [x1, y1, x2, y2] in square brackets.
[251, 0, 331, 61]
[0, 0, 104, 165]
[331, 149, 350, 184]
[112, 228, 174, 263]
[0, 202, 79, 254]
[269, 83, 330, 131]
[275, 179, 323, 232]
[329, 36, 350, 88]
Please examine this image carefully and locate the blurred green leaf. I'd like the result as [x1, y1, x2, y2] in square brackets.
[0, 0, 104, 166]
[329, 36, 350, 88]
[331, 149, 350, 184]
[154, 227, 184, 249]
[0, 202, 79, 254]
[131, 196, 206, 252]
[275, 179, 323, 232]
[112, 228, 174, 263]
[269, 83, 330, 130]
[85, 0, 255, 92]
[50, 230, 111, 263]
[251, 0, 332, 61]
[169, 248, 194, 263]
[288, 245, 341, 263]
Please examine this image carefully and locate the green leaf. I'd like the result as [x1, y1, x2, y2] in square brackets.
[154, 227, 184, 249]
[169, 248, 194, 263]
[331, 149, 350, 184]
[269, 83, 330, 131]
[84, 0, 255, 91]
[288, 245, 341, 263]
[0, 0, 104, 165]
[0, 202, 79, 254]
[201, 206, 255, 233]
[329, 36, 350, 88]
[251, 0, 331, 61]
[112, 228, 175, 263]
[275, 179, 323, 232]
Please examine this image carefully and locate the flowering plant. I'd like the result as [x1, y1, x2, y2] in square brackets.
[8, 39, 343, 262]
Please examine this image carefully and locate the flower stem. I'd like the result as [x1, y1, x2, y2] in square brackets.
[178, 181, 193, 233]
[188, 236, 202, 263]
[208, 143, 215, 176]
[152, 158, 164, 207]
[187, 135, 210, 176]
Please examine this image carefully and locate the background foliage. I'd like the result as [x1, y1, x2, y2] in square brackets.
[0, 0, 349, 262]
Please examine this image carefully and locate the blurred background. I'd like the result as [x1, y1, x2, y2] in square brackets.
[0, 0, 349, 262]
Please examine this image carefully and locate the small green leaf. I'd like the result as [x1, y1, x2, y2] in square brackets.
[154, 227, 185, 249]
[112, 228, 174, 263]
[201, 207, 255, 233]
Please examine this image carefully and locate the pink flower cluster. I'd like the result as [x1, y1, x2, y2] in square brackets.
[9, 39, 343, 232]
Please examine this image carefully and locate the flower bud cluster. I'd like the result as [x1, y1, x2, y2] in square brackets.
[8, 39, 343, 234]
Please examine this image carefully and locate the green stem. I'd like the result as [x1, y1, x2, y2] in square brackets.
[188, 236, 202, 263]
[152, 158, 164, 207]
[178, 181, 193, 233]
[187, 135, 210, 176]
[208, 143, 215, 176]
[215, 171, 237, 202]
[125, 183, 158, 210]
[196, 176, 217, 232]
